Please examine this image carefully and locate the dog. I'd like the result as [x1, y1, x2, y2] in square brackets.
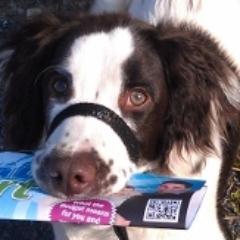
[1, 9, 239, 240]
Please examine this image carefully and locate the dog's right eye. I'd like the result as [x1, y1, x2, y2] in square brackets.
[48, 69, 72, 97]
[52, 75, 69, 95]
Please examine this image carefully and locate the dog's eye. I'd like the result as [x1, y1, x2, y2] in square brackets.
[50, 71, 71, 96]
[52, 76, 69, 94]
[119, 87, 151, 112]
[129, 89, 148, 106]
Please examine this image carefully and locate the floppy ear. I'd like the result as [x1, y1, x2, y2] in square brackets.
[2, 15, 65, 150]
[151, 24, 240, 174]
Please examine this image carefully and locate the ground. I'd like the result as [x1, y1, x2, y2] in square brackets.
[0, 1, 239, 239]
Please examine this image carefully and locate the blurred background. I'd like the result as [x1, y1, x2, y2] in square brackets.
[0, 1, 239, 239]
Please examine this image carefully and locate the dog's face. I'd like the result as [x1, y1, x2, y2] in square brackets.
[26, 15, 167, 198]
[3, 14, 239, 199]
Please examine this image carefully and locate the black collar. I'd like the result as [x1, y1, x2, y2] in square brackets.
[47, 102, 140, 162]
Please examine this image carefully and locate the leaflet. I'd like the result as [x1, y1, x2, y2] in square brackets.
[0, 152, 206, 229]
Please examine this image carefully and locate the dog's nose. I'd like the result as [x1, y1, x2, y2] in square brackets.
[67, 158, 97, 195]
[49, 152, 97, 196]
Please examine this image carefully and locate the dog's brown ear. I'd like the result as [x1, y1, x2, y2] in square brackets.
[148, 24, 240, 171]
[2, 15, 65, 150]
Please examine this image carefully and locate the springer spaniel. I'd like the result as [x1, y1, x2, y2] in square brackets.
[1, 8, 239, 240]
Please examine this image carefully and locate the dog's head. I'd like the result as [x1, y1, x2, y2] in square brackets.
[2, 14, 239, 198]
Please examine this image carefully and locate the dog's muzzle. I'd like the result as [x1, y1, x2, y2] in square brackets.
[47, 103, 132, 240]
[47, 103, 140, 162]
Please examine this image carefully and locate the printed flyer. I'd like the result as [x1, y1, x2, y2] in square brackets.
[0, 152, 206, 229]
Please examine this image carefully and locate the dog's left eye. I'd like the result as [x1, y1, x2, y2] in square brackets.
[129, 89, 148, 106]
[120, 87, 152, 112]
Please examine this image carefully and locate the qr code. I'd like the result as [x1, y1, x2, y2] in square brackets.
[143, 199, 182, 223]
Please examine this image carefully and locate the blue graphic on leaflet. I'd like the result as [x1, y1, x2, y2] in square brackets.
[0, 152, 40, 220]
[0, 155, 31, 179]
[128, 172, 205, 194]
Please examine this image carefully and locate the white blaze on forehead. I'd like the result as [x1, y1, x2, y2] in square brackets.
[65, 27, 133, 109]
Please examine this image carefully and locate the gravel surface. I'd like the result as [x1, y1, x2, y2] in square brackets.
[0, 1, 239, 239]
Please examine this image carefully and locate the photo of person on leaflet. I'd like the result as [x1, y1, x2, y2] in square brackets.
[158, 180, 192, 194]
[114, 178, 193, 227]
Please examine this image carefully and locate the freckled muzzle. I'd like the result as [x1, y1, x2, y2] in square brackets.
[47, 103, 140, 162]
